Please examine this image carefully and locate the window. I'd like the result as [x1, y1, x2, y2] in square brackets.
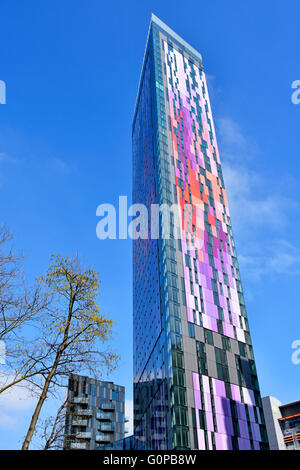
[173, 386, 187, 406]
[196, 341, 208, 376]
[238, 341, 247, 358]
[222, 336, 231, 352]
[173, 367, 186, 387]
[204, 329, 213, 345]
[188, 322, 195, 338]
[173, 405, 188, 426]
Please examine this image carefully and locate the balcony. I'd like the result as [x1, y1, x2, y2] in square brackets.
[95, 434, 111, 443]
[72, 419, 88, 426]
[73, 397, 89, 404]
[100, 402, 115, 410]
[70, 442, 89, 450]
[77, 409, 93, 416]
[98, 423, 115, 432]
[77, 432, 92, 439]
[96, 411, 113, 421]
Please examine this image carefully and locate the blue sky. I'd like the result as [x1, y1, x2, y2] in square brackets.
[0, 0, 299, 449]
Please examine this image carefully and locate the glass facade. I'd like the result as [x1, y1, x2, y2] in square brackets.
[97, 435, 147, 450]
[132, 14, 269, 450]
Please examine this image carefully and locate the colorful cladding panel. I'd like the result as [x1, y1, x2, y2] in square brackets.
[133, 17, 268, 450]
[164, 43, 247, 344]
[162, 39, 265, 450]
[192, 371, 262, 450]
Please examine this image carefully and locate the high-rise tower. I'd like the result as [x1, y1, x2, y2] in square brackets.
[64, 374, 126, 450]
[132, 14, 268, 450]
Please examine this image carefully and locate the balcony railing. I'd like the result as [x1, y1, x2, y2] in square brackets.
[77, 432, 91, 439]
[96, 411, 113, 421]
[72, 419, 88, 426]
[70, 442, 89, 450]
[77, 409, 93, 416]
[100, 402, 115, 410]
[95, 434, 111, 442]
[73, 397, 89, 404]
[98, 423, 115, 432]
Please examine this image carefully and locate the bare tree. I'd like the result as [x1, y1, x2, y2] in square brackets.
[0, 225, 50, 395]
[0, 225, 46, 341]
[21, 254, 118, 450]
[34, 398, 67, 450]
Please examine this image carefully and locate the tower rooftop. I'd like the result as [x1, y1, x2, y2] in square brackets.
[133, 14, 202, 126]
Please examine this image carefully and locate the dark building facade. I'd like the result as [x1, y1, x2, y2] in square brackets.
[132, 14, 269, 450]
[64, 374, 126, 450]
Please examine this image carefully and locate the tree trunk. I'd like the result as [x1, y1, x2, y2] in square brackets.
[21, 362, 58, 449]
[22, 295, 74, 449]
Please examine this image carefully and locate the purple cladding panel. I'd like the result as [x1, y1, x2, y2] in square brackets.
[164, 42, 250, 344]
[192, 372, 202, 409]
[238, 437, 252, 450]
[191, 374, 265, 449]
[215, 432, 233, 450]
